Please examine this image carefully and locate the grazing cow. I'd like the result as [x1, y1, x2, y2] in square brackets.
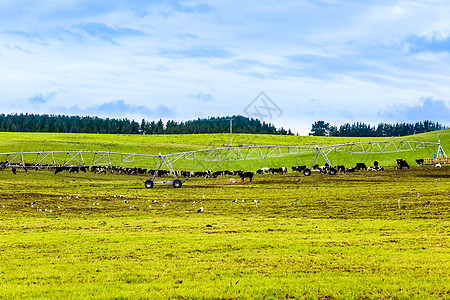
[292, 165, 307, 172]
[396, 159, 410, 169]
[416, 159, 424, 166]
[240, 171, 254, 182]
[436, 163, 442, 168]
[319, 165, 329, 174]
[367, 166, 384, 171]
[270, 167, 287, 174]
[312, 164, 319, 170]
[336, 165, 345, 173]
[257, 167, 270, 174]
[356, 163, 367, 170]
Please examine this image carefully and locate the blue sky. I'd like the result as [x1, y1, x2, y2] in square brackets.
[1, 0, 449, 134]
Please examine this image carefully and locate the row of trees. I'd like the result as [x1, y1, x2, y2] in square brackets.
[0, 113, 445, 137]
[0, 114, 293, 135]
[310, 120, 446, 137]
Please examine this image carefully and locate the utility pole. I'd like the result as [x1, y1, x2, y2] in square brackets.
[230, 119, 233, 147]
[203, 117, 234, 147]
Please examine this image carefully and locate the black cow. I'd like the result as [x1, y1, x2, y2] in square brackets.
[415, 159, 424, 166]
[270, 167, 287, 174]
[346, 167, 356, 172]
[356, 163, 367, 170]
[292, 165, 306, 172]
[396, 159, 410, 169]
[240, 171, 254, 182]
[336, 165, 345, 173]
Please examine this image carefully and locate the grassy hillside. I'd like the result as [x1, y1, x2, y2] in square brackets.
[0, 129, 448, 169]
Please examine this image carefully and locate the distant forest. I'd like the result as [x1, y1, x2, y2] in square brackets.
[0, 113, 446, 137]
[310, 120, 447, 137]
[0, 114, 292, 135]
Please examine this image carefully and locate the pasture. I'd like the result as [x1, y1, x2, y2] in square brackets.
[0, 131, 449, 299]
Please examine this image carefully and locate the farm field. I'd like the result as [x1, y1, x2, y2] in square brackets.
[0, 130, 449, 299]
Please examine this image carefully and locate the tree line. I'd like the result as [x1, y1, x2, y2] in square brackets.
[0, 113, 293, 135]
[310, 120, 447, 137]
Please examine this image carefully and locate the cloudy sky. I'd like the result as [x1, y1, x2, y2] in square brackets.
[1, 0, 449, 134]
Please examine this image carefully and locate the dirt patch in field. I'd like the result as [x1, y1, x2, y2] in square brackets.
[215, 179, 252, 185]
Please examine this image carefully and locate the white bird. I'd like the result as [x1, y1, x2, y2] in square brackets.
[148, 205, 152, 208]
[49, 210, 53, 212]
[242, 199, 246, 203]
[163, 203, 166, 209]
[417, 193, 420, 197]
[193, 201, 196, 204]
[197, 206, 204, 213]
[152, 200, 157, 203]
[124, 200, 128, 204]
[201, 195, 205, 200]
[114, 195, 117, 198]
[232, 199, 238, 203]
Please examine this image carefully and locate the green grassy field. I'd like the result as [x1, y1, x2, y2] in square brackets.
[0, 130, 449, 299]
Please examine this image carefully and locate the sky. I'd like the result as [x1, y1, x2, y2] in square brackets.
[1, 0, 449, 135]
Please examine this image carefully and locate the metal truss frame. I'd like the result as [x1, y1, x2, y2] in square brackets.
[0, 140, 445, 185]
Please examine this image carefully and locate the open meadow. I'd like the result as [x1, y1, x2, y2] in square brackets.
[0, 130, 449, 299]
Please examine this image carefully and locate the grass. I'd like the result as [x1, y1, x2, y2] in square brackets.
[0, 130, 449, 299]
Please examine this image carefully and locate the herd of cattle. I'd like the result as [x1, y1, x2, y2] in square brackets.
[0, 158, 441, 181]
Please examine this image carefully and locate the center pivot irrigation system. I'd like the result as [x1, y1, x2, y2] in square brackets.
[0, 140, 446, 189]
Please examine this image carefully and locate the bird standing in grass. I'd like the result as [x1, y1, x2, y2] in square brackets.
[197, 207, 204, 213]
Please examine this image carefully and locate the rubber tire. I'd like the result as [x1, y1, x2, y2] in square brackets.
[329, 168, 337, 175]
[173, 179, 182, 188]
[144, 179, 154, 189]
[303, 168, 311, 176]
